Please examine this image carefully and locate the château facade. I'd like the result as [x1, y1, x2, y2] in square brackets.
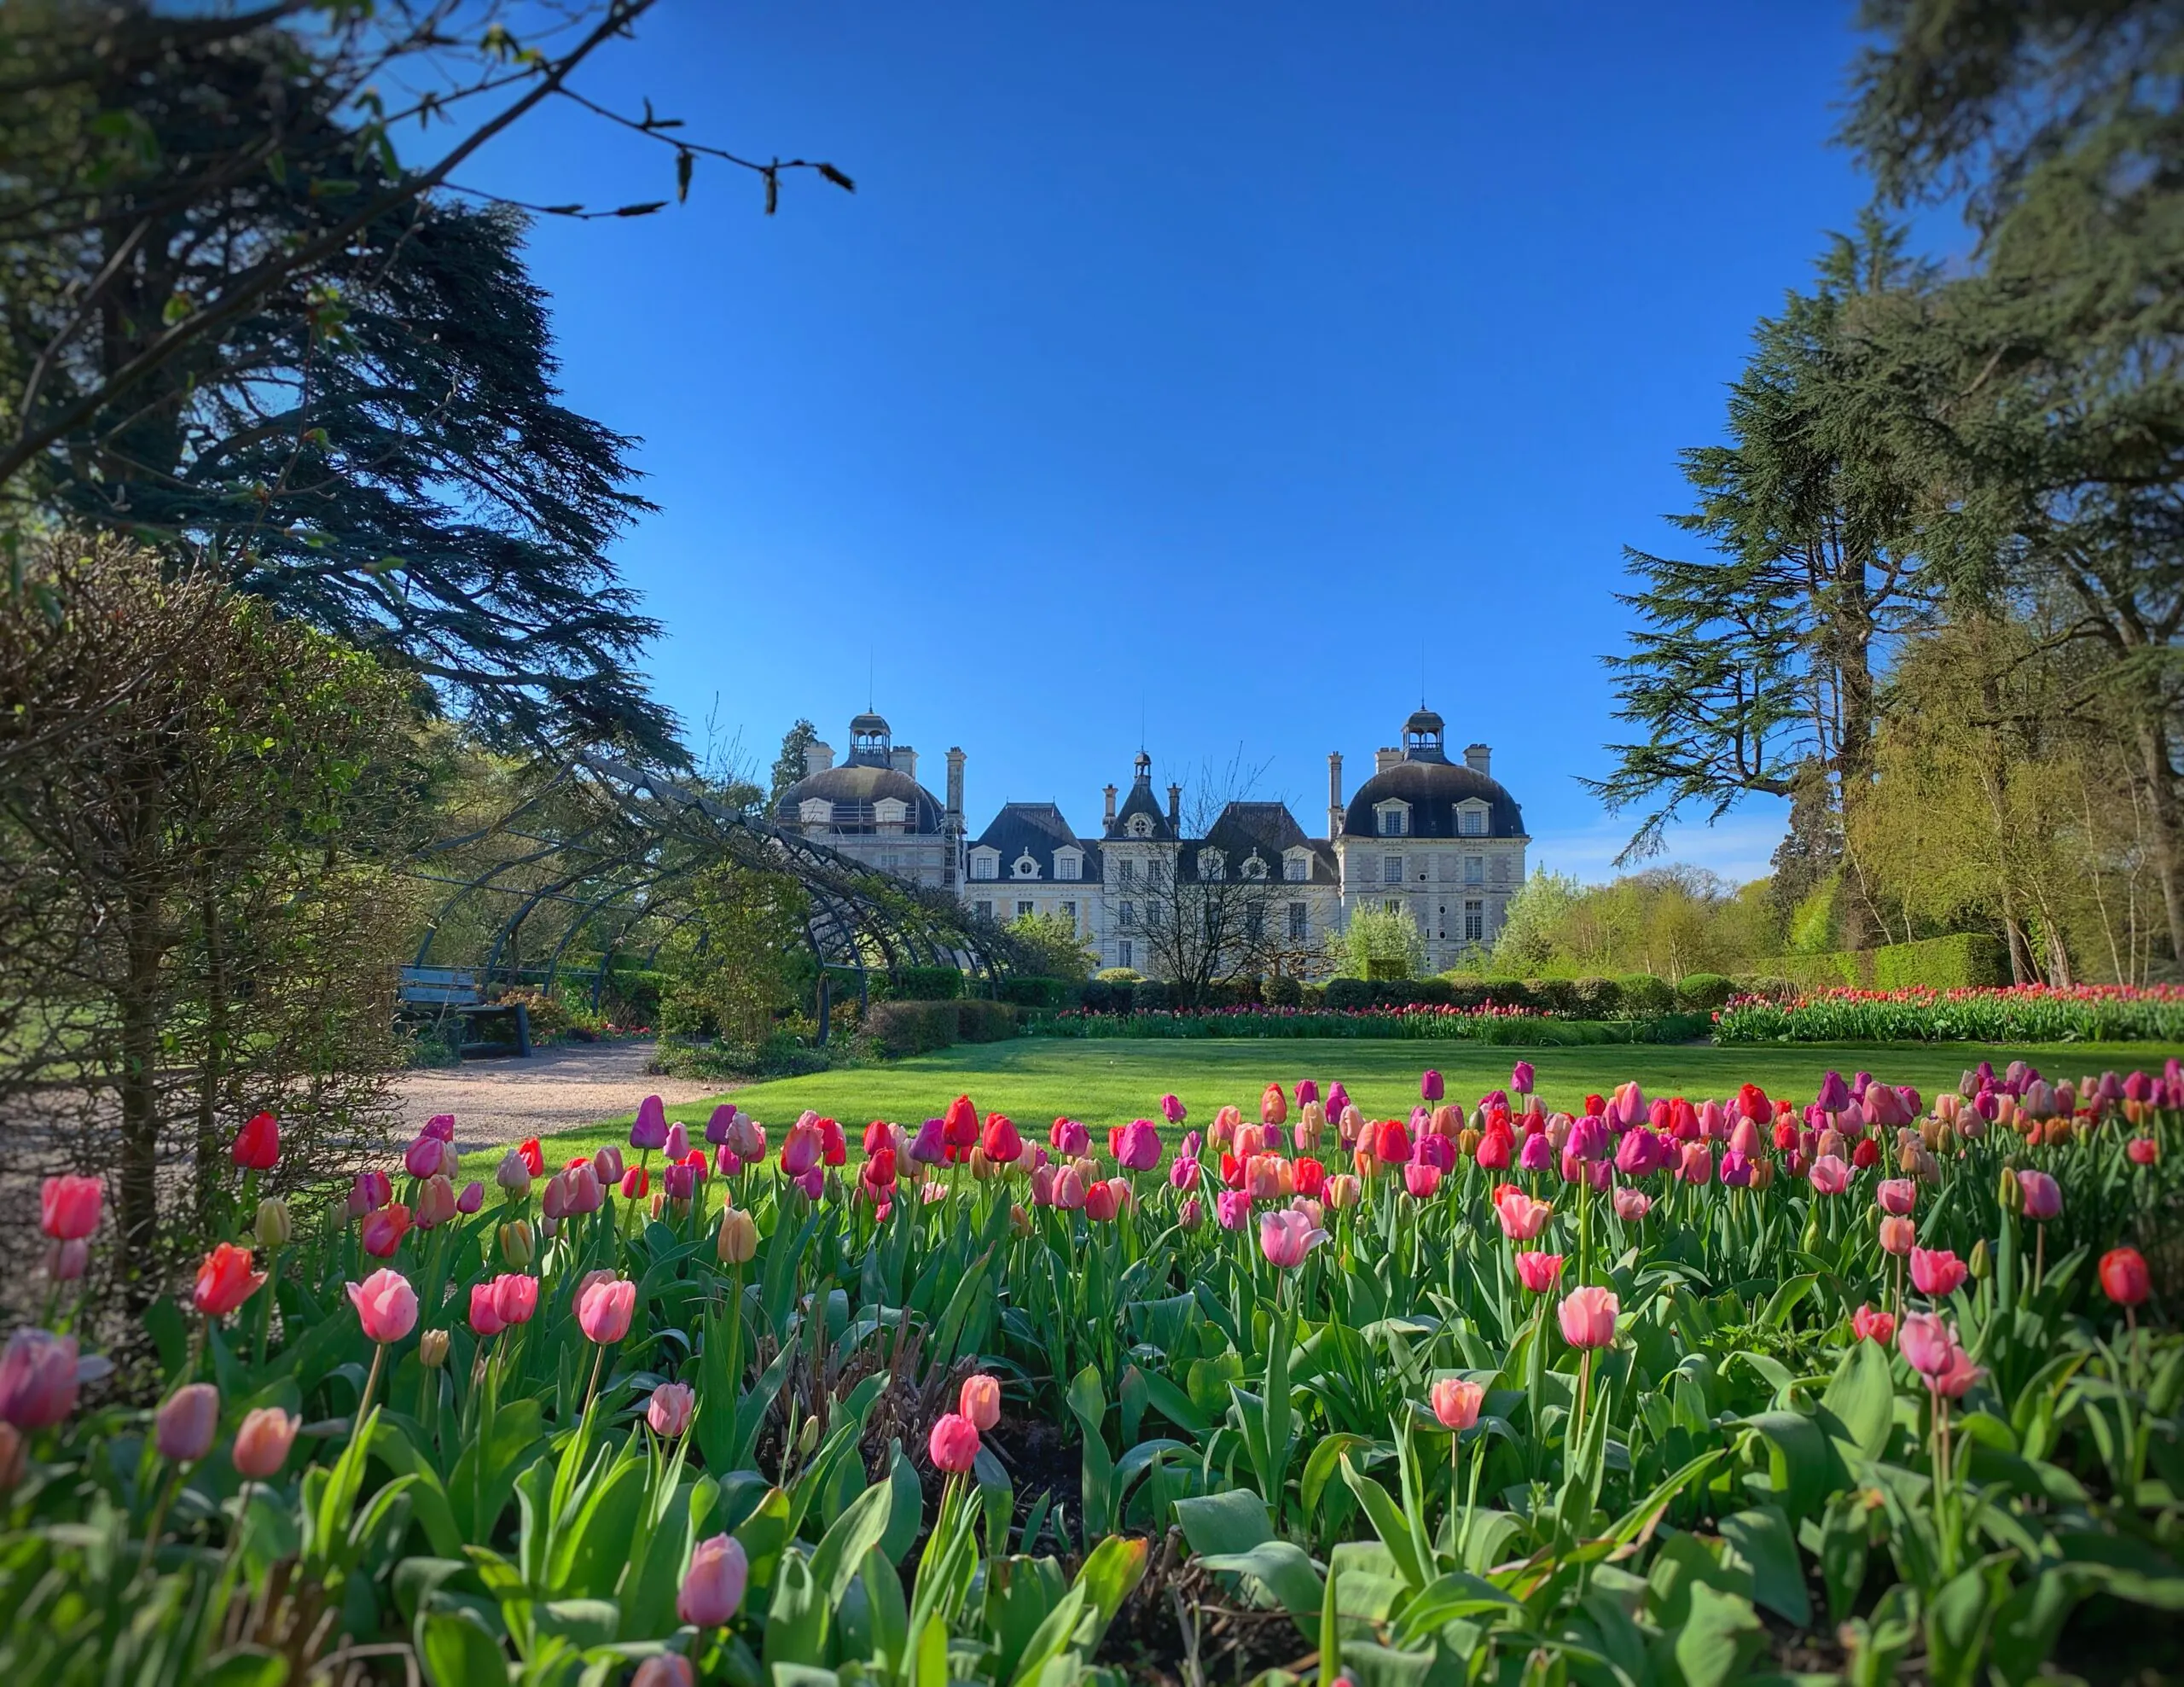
[771, 707, 1529, 977]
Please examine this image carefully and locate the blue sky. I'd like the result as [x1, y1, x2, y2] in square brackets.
[460, 2, 1914, 884]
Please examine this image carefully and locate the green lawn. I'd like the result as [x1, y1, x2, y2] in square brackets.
[514, 1035, 2184, 1163]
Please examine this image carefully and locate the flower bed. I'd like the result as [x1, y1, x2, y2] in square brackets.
[1715, 982, 2184, 1044]
[1033, 1003, 1715, 1044]
[3, 1066, 2181, 1684]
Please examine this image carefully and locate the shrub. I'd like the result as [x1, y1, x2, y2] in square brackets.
[864, 1000, 959, 1057]
[1323, 978, 1374, 1012]
[1077, 978, 1121, 1014]
[1872, 934, 2010, 990]
[1095, 967, 1143, 983]
[956, 998, 1019, 1043]
[1443, 979, 1492, 1009]
[1479, 976, 1536, 1009]
[1528, 977, 1580, 1015]
[996, 975, 1072, 1009]
[887, 966, 965, 1001]
[1263, 974, 1303, 1008]
[1675, 972, 1736, 1011]
[1131, 979, 1172, 1011]
[1571, 976, 1623, 1017]
[1617, 974, 1676, 1016]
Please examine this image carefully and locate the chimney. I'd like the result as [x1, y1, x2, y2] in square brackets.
[1102, 783, 1118, 826]
[890, 745, 919, 781]
[1326, 751, 1344, 841]
[1464, 743, 1491, 776]
[944, 747, 965, 817]
[1166, 782, 1182, 830]
[804, 740, 834, 777]
[1374, 747, 1401, 775]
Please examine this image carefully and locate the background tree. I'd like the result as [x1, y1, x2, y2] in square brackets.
[1004, 909, 1098, 980]
[1128, 764, 1292, 1007]
[662, 860, 811, 1053]
[1329, 902, 1426, 980]
[770, 718, 822, 806]
[0, 532, 422, 1312]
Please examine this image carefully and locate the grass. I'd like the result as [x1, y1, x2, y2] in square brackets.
[508, 1033, 2184, 1164]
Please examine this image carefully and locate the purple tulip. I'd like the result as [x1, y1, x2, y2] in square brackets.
[909, 1118, 947, 1165]
[1421, 1069, 1444, 1102]
[456, 1180, 485, 1214]
[424, 1113, 457, 1143]
[630, 1095, 669, 1152]
[705, 1105, 737, 1145]
[665, 1162, 697, 1201]
[1816, 1071, 1850, 1114]
[1511, 1062, 1535, 1096]
[1159, 1093, 1186, 1125]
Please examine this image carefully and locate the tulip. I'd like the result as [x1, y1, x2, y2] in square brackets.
[194, 1242, 266, 1318]
[155, 1383, 219, 1463]
[983, 1113, 1025, 1163]
[1169, 1156, 1201, 1191]
[1054, 1166, 1088, 1211]
[1897, 1311, 1955, 1376]
[347, 1268, 419, 1343]
[1179, 1195, 1205, 1230]
[594, 1145, 625, 1185]
[1215, 1190, 1252, 1230]
[1475, 1130, 1512, 1171]
[403, 1136, 446, 1180]
[231, 1407, 300, 1479]
[492, 1272, 539, 1326]
[1261, 1083, 1289, 1126]
[1084, 1178, 1125, 1222]
[1515, 1251, 1565, 1294]
[466, 1277, 507, 1338]
[1420, 1068, 1444, 1102]
[648, 1382, 695, 1438]
[1719, 1150, 1753, 1188]
[620, 1167, 648, 1201]
[2129, 1137, 2159, 1165]
[1875, 1178, 1916, 1215]
[663, 1120, 690, 1161]
[929, 1411, 981, 1472]
[907, 1118, 948, 1166]
[819, 1118, 847, 1166]
[1927, 1343, 1983, 1399]
[1510, 1060, 1535, 1097]
[944, 1095, 979, 1145]
[1431, 1377, 1484, 1431]
[1160, 1093, 1187, 1125]
[231, 1111, 280, 1171]
[1518, 1133, 1554, 1172]
[498, 1219, 536, 1270]
[2017, 1169, 2062, 1221]
[1816, 1071, 1850, 1114]
[1680, 1143, 1715, 1186]
[2100, 1246, 2151, 1307]
[677, 1533, 750, 1627]
[960, 1373, 1002, 1430]
[1403, 1161, 1443, 1199]
[1612, 1186, 1652, 1223]
[1558, 1285, 1618, 1349]
[630, 1095, 669, 1152]
[578, 1277, 636, 1344]
[1879, 1214, 1916, 1256]
[415, 1174, 458, 1229]
[1116, 1120, 1163, 1171]
[1496, 1190, 1552, 1241]
[1613, 1128, 1665, 1178]
[0, 1329, 78, 1429]
[420, 1329, 450, 1369]
[1322, 1173, 1362, 1211]
[1808, 1155, 1850, 1195]
[1910, 1248, 1968, 1297]
[1850, 1305, 1896, 1344]
[348, 1170, 392, 1219]
[634, 1660, 694, 1687]
[40, 1175, 102, 1242]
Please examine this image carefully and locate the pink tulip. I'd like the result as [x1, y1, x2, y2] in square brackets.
[1216, 1190, 1252, 1230]
[1518, 1133, 1554, 1172]
[1808, 1155, 1850, 1195]
[1875, 1178, 1917, 1215]
[456, 1180, 485, 1214]
[1160, 1093, 1186, 1125]
[1727, 1119, 1761, 1159]
[346, 1268, 419, 1343]
[231, 1407, 299, 1479]
[1558, 1285, 1619, 1349]
[960, 1373, 1002, 1430]
[360, 1202, 412, 1258]
[39, 1176, 102, 1242]
[677, 1533, 749, 1626]
[1259, 1208, 1327, 1268]
[1403, 1161, 1443, 1199]
[1879, 1214, 1916, 1256]
[647, 1382, 695, 1437]
[348, 1169, 392, 1217]
[1053, 1166, 1087, 1210]
[1116, 1120, 1162, 1171]
[404, 1136, 446, 1180]
[0, 1329, 78, 1429]
[1179, 1195, 1205, 1230]
[154, 1383, 219, 1462]
[634, 1659, 694, 1687]
[1496, 1190, 1552, 1241]
[469, 1280, 507, 1336]
[2016, 1170, 2062, 1221]
[1514, 1251, 1565, 1294]
[1431, 1377, 1484, 1430]
[1927, 1342, 1983, 1399]
[664, 1121, 691, 1161]
[44, 1238, 89, 1280]
[2128, 1136, 2158, 1165]
[929, 1411, 981, 1472]
[1897, 1311, 1955, 1376]
[1910, 1248, 1968, 1297]
[414, 1174, 458, 1230]
[1850, 1305, 1896, 1344]
[1679, 1143, 1714, 1186]
[1050, 1118, 1090, 1156]
[1612, 1186, 1652, 1223]
[577, 1277, 636, 1344]
[1170, 1155, 1201, 1191]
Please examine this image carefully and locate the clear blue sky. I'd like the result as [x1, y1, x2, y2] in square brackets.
[460, 1, 1915, 884]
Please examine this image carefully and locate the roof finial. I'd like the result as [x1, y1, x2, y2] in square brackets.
[868, 645, 874, 713]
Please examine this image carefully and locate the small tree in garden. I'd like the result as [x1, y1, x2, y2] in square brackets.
[1331, 901, 1426, 980]
[1003, 910, 1098, 980]
[0, 533, 421, 1311]
[665, 859, 812, 1051]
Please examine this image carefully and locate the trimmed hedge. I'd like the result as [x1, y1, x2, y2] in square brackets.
[884, 966, 964, 1001]
[995, 976, 1074, 1009]
[1739, 934, 2010, 994]
[1618, 974, 1676, 1016]
[1676, 972, 1736, 1011]
[863, 996, 1021, 1056]
[1031, 1009, 1714, 1044]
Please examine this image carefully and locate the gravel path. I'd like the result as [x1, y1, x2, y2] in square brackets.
[392, 1041, 730, 1155]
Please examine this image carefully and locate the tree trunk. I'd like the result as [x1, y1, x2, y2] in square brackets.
[2134, 714, 2184, 967]
[117, 878, 166, 1311]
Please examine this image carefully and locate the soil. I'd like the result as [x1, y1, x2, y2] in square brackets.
[391, 1039, 729, 1152]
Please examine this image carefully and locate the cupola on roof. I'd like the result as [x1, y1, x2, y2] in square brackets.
[1343, 708, 1525, 840]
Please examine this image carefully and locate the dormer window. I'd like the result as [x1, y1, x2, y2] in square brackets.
[873, 796, 909, 830]
[1283, 848, 1311, 882]
[1457, 803, 1488, 837]
[1198, 848, 1225, 881]
[1375, 800, 1410, 837]
[1054, 848, 1083, 881]
[798, 798, 832, 826]
[1012, 852, 1041, 880]
[969, 848, 999, 881]
[1129, 814, 1152, 838]
[1241, 853, 1268, 880]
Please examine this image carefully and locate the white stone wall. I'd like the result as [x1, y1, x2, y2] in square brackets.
[1333, 836, 1527, 972]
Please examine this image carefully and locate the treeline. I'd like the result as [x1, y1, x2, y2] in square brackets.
[1593, 2, 2183, 987]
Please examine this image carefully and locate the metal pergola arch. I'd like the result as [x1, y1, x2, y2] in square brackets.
[409, 753, 1019, 1041]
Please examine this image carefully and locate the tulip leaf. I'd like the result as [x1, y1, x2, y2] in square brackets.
[810, 1473, 893, 1611]
[1820, 1339, 1895, 1463]
[1199, 1541, 1324, 1622]
[764, 1550, 828, 1671]
[1175, 1486, 1274, 1556]
[1339, 1456, 1429, 1593]
[1658, 1581, 1765, 1687]
[1718, 1504, 1809, 1626]
[419, 1609, 506, 1687]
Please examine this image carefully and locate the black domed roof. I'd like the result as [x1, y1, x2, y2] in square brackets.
[776, 763, 944, 834]
[1344, 759, 1525, 839]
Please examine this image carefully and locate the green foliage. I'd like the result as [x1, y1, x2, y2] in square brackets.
[1002, 910, 1098, 980]
[885, 966, 965, 1002]
[1489, 864, 1780, 981]
[770, 719, 821, 804]
[1873, 934, 2011, 991]
[1676, 972, 1736, 1011]
[1618, 974, 1676, 1016]
[864, 1000, 961, 1058]
[1333, 904, 1426, 981]
[662, 863, 811, 1049]
[1788, 876, 1843, 956]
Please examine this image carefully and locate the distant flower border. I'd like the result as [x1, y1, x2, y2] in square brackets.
[1715, 984, 2184, 1044]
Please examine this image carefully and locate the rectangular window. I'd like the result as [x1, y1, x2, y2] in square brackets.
[1465, 855, 1484, 885]
[1119, 900, 1136, 928]
[1285, 855, 1308, 881]
[1056, 855, 1080, 881]
[1383, 899, 1401, 916]
[1459, 809, 1486, 836]
[1118, 939, 1133, 969]
[1245, 905, 1264, 940]
[970, 855, 996, 881]
[1464, 899, 1484, 942]
[1017, 899, 1035, 920]
[1288, 901, 1308, 940]
[974, 900, 992, 919]
[1379, 808, 1407, 837]
[1120, 859, 1136, 885]
[1383, 854, 1403, 885]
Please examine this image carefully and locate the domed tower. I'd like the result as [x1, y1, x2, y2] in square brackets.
[1335, 708, 1527, 970]
[773, 712, 955, 887]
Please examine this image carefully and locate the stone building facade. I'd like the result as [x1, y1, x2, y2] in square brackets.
[771, 707, 1527, 977]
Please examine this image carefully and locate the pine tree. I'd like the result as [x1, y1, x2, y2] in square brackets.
[770, 720, 821, 806]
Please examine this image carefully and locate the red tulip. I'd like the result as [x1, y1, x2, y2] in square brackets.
[982, 1113, 1024, 1163]
[1910, 1248, 1968, 1297]
[517, 1137, 545, 1177]
[2100, 1247, 2151, 1307]
[1850, 1304, 1896, 1344]
[929, 1411, 981, 1472]
[193, 1242, 266, 1318]
[39, 1176, 102, 1242]
[230, 1111, 280, 1171]
[1515, 1251, 1565, 1294]
[361, 1201, 412, 1257]
[2128, 1137, 2158, 1165]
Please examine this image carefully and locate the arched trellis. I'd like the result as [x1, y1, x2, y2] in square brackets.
[409, 753, 1021, 1040]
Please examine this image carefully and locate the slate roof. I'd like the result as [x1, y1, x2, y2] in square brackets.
[1342, 759, 1526, 840]
[968, 802, 1101, 883]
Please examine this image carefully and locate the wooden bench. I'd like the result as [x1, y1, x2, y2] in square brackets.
[397, 967, 532, 1059]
